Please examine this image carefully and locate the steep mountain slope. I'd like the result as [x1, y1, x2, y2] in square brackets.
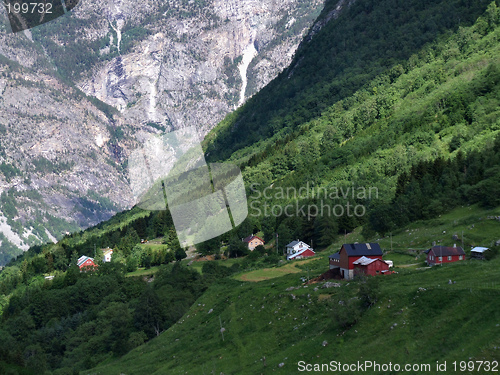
[0, 0, 323, 263]
[0, 51, 136, 260]
[202, 0, 500, 250]
[204, 0, 494, 161]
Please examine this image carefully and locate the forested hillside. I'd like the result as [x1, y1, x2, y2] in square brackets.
[204, 0, 500, 250]
[0, 202, 263, 373]
[204, 0, 495, 160]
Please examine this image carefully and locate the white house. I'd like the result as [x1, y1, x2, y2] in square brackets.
[102, 248, 113, 263]
[286, 240, 313, 257]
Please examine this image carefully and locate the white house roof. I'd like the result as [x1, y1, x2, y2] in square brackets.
[353, 256, 378, 266]
[77, 256, 94, 267]
[287, 248, 315, 260]
[286, 240, 311, 249]
[471, 247, 489, 253]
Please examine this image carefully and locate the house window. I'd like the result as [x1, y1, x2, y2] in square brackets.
[448, 256, 452, 261]
[438, 257, 442, 261]
[459, 255, 463, 260]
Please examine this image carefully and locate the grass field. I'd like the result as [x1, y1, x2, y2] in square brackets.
[187, 257, 241, 274]
[235, 257, 322, 282]
[138, 241, 166, 252]
[236, 262, 305, 282]
[125, 266, 161, 277]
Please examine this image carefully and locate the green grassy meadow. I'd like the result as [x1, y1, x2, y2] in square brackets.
[235, 258, 317, 282]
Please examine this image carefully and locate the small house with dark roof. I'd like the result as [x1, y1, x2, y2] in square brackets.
[425, 245, 465, 266]
[242, 235, 265, 250]
[329, 243, 384, 279]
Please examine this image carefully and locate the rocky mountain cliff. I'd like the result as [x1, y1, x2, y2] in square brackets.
[0, 0, 324, 263]
[39, 0, 323, 135]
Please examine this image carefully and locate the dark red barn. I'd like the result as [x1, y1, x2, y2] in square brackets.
[425, 246, 465, 266]
[329, 243, 383, 279]
[353, 256, 390, 276]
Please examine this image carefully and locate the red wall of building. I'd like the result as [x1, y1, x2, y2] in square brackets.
[354, 259, 389, 276]
[339, 247, 349, 269]
[79, 260, 97, 269]
[427, 251, 464, 265]
[348, 255, 383, 269]
[300, 249, 315, 257]
[365, 259, 389, 275]
[340, 251, 383, 269]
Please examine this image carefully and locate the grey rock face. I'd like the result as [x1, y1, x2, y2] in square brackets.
[77, 0, 323, 136]
[0, 0, 323, 258]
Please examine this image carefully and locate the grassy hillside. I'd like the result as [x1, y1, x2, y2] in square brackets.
[85, 203, 500, 374]
[88, 264, 500, 374]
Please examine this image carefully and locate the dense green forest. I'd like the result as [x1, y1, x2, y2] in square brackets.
[0, 262, 209, 373]
[0, 203, 274, 373]
[204, 0, 496, 160]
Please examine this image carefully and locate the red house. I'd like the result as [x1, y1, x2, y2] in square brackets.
[353, 256, 390, 276]
[425, 245, 465, 266]
[329, 243, 384, 279]
[77, 256, 97, 271]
